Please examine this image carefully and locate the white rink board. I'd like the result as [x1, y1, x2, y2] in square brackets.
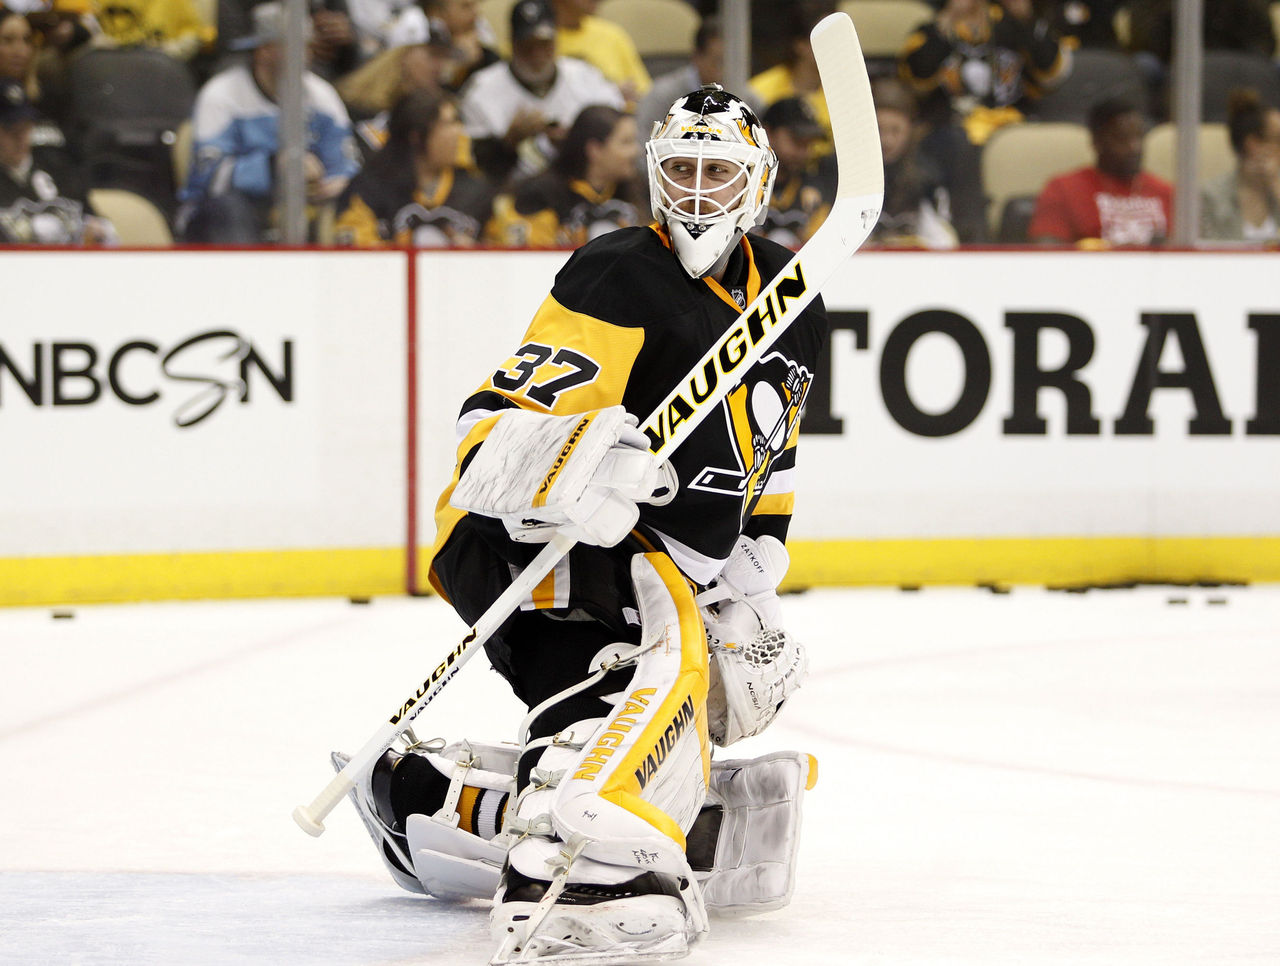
[414, 249, 1280, 547]
[802, 251, 1280, 538]
[414, 249, 569, 527]
[0, 251, 407, 557]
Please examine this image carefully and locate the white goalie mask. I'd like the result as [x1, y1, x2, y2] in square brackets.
[646, 86, 778, 278]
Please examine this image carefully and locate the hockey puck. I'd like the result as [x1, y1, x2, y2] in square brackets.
[1207, 597, 1227, 606]
[51, 609, 75, 620]
[348, 597, 371, 606]
[1166, 596, 1188, 606]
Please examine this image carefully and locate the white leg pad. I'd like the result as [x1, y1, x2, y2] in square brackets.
[549, 554, 710, 889]
[493, 552, 713, 963]
[698, 750, 817, 917]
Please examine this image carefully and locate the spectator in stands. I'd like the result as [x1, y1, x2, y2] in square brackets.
[308, 0, 361, 81]
[1029, 96, 1173, 247]
[26, 0, 95, 126]
[1045, 0, 1123, 50]
[485, 102, 640, 247]
[749, 4, 835, 157]
[214, 0, 361, 81]
[754, 95, 835, 248]
[0, 77, 116, 243]
[635, 15, 763, 150]
[2, 4, 78, 169]
[899, 0, 1072, 147]
[178, 1, 361, 243]
[868, 76, 957, 249]
[1201, 87, 1280, 243]
[1126, 0, 1276, 121]
[337, 6, 453, 157]
[551, 0, 649, 106]
[1127, 0, 1276, 64]
[459, 0, 621, 185]
[691, 0, 824, 77]
[426, 0, 498, 92]
[91, 0, 212, 61]
[335, 87, 492, 245]
[343, 0, 439, 63]
[0, 4, 36, 95]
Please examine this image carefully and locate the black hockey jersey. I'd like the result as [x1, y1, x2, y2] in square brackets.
[486, 175, 643, 248]
[429, 224, 828, 604]
[335, 165, 494, 248]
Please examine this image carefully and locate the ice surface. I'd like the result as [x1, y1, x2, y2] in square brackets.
[3, 586, 1278, 964]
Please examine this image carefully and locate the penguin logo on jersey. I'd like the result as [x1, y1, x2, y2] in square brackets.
[688, 351, 811, 526]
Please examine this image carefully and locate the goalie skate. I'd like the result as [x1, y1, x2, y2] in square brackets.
[490, 863, 696, 965]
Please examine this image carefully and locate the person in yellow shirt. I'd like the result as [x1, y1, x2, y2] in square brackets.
[551, 0, 648, 105]
[92, 0, 213, 61]
[747, 7, 830, 159]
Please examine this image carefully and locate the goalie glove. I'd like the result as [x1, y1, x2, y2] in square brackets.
[698, 535, 808, 747]
[450, 406, 676, 547]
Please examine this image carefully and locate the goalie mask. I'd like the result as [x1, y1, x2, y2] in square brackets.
[647, 86, 777, 278]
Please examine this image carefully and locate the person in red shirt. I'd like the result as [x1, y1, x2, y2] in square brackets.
[1029, 97, 1174, 246]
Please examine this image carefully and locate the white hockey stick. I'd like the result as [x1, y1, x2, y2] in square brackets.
[293, 10, 882, 837]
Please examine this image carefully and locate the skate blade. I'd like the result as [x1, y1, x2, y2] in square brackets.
[489, 933, 689, 966]
[490, 908, 691, 965]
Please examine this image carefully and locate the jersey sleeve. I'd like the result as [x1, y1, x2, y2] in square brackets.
[429, 284, 646, 570]
[898, 23, 953, 94]
[334, 191, 385, 247]
[184, 81, 274, 202]
[307, 78, 362, 180]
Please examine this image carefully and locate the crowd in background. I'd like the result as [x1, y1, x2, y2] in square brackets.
[1, 0, 1278, 248]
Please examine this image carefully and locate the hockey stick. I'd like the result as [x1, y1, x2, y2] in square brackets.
[293, 10, 882, 837]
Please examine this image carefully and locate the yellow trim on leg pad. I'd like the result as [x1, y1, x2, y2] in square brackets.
[551, 552, 710, 869]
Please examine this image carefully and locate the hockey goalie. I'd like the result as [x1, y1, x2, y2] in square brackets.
[336, 84, 833, 964]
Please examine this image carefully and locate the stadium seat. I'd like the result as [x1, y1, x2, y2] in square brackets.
[88, 188, 173, 246]
[838, 0, 933, 58]
[66, 46, 197, 216]
[597, 0, 699, 60]
[981, 121, 1093, 236]
[171, 119, 193, 193]
[1143, 122, 1235, 185]
[1033, 48, 1150, 123]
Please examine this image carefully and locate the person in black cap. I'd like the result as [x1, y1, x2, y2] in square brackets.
[0, 77, 115, 244]
[458, 0, 622, 185]
[754, 95, 836, 246]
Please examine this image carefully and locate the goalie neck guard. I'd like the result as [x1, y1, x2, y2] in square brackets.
[646, 86, 777, 279]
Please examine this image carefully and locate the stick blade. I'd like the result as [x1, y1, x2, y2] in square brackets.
[811, 11, 884, 234]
